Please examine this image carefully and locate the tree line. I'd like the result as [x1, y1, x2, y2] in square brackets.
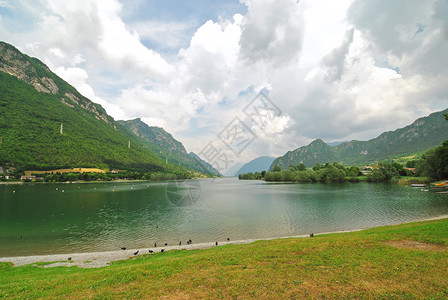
[238, 161, 416, 183]
[240, 114, 448, 183]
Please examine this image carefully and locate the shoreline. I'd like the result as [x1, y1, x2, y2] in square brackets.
[1, 215, 447, 269]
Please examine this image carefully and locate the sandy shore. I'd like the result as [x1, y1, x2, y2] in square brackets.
[0, 237, 308, 269]
[1, 215, 447, 269]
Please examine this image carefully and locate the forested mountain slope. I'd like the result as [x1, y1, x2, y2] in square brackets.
[0, 41, 203, 175]
[271, 109, 448, 169]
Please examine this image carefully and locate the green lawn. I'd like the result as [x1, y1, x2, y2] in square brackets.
[1, 219, 448, 299]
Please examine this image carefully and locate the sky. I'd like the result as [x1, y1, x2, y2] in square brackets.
[1, 0, 448, 173]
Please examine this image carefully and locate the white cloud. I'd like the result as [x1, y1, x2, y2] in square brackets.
[95, 0, 174, 78]
[129, 20, 194, 50]
[239, 0, 304, 67]
[2, 0, 447, 166]
[0, 1, 13, 8]
[55, 66, 128, 120]
[48, 47, 65, 59]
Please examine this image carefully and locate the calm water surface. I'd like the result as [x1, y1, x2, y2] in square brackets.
[1, 178, 447, 257]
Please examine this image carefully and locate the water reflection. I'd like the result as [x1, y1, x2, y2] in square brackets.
[1, 179, 447, 256]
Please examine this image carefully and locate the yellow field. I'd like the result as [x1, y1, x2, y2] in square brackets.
[24, 168, 107, 177]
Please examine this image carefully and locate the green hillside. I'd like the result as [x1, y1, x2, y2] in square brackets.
[272, 109, 448, 169]
[118, 119, 220, 175]
[0, 41, 197, 175]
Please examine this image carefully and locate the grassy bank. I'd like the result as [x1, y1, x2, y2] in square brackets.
[1, 219, 448, 298]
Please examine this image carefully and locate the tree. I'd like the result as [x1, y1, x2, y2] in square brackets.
[405, 160, 418, 168]
[283, 170, 293, 181]
[317, 165, 345, 183]
[347, 166, 359, 177]
[273, 165, 281, 172]
[416, 141, 448, 180]
[367, 163, 399, 182]
[391, 162, 406, 176]
[297, 163, 306, 171]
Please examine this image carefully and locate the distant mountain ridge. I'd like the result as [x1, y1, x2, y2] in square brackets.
[0, 41, 213, 175]
[271, 109, 448, 169]
[188, 152, 221, 176]
[118, 119, 220, 175]
[235, 156, 275, 176]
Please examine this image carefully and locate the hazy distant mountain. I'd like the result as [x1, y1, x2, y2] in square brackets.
[235, 156, 276, 176]
[326, 141, 348, 147]
[271, 109, 448, 170]
[223, 163, 245, 177]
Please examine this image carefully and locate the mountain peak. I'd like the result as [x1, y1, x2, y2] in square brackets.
[271, 108, 448, 169]
[0, 41, 113, 125]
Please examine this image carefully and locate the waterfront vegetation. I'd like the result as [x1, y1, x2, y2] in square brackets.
[240, 139, 448, 184]
[1, 218, 447, 298]
[30, 171, 193, 182]
[239, 161, 427, 183]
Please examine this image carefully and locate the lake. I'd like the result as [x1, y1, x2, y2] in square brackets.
[1, 178, 447, 257]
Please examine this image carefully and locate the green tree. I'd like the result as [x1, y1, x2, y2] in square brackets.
[283, 170, 293, 181]
[297, 163, 306, 171]
[416, 141, 448, 180]
[312, 163, 321, 171]
[273, 165, 281, 172]
[405, 160, 418, 168]
[367, 163, 399, 182]
[347, 166, 359, 177]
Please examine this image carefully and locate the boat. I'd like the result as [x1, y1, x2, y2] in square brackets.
[410, 184, 427, 188]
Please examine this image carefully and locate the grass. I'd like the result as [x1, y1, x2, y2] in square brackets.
[396, 176, 432, 185]
[1, 219, 448, 299]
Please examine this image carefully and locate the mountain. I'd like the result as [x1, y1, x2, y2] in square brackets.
[0, 41, 204, 175]
[188, 152, 221, 176]
[235, 156, 275, 176]
[117, 118, 220, 175]
[271, 109, 448, 169]
[223, 163, 244, 177]
[326, 141, 348, 147]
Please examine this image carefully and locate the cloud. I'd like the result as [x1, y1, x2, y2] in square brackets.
[321, 28, 354, 82]
[239, 0, 304, 67]
[55, 66, 128, 120]
[2, 0, 448, 167]
[129, 20, 195, 50]
[0, 1, 13, 8]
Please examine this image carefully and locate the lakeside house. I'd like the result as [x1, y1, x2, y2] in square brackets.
[404, 167, 416, 174]
[20, 175, 44, 181]
[360, 166, 373, 175]
[24, 168, 107, 177]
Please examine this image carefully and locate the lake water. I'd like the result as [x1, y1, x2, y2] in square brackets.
[1, 178, 447, 257]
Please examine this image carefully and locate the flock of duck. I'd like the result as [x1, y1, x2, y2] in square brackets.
[119, 237, 232, 256]
[65, 233, 316, 261]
